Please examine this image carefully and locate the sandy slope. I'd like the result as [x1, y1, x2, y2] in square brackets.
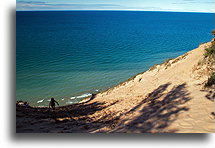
[16, 41, 215, 133]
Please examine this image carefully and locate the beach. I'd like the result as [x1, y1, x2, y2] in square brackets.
[16, 40, 215, 133]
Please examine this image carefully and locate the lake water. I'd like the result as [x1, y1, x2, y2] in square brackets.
[16, 11, 214, 106]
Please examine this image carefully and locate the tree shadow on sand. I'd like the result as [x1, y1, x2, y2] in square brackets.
[205, 90, 215, 102]
[17, 83, 193, 133]
[205, 90, 215, 117]
[110, 83, 192, 133]
[16, 100, 119, 133]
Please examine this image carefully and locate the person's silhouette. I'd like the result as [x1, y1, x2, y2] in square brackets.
[49, 98, 59, 109]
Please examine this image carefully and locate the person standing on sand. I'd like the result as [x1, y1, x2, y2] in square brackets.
[49, 98, 59, 109]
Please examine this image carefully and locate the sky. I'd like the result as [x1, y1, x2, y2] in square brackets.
[16, 0, 214, 13]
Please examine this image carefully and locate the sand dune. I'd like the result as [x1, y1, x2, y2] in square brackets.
[16, 40, 215, 133]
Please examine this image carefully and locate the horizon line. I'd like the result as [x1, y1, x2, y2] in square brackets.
[16, 10, 214, 14]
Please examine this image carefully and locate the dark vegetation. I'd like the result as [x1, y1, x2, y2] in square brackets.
[204, 29, 215, 87]
[204, 43, 215, 58]
[205, 72, 215, 87]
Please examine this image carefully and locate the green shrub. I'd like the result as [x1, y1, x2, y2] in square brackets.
[212, 29, 215, 38]
[204, 29, 215, 88]
[205, 29, 215, 58]
[205, 46, 215, 57]
[204, 42, 215, 58]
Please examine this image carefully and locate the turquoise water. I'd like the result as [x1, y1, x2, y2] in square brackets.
[16, 11, 214, 106]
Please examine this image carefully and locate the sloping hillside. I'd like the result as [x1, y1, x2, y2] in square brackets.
[16, 40, 215, 133]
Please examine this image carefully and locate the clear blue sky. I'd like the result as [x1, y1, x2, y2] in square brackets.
[17, 0, 214, 12]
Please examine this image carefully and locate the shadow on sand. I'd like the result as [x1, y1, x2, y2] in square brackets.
[16, 100, 119, 133]
[205, 90, 215, 102]
[17, 83, 192, 133]
[17, 82, 193, 133]
[109, 83, 191, 133]
[205, 90, 215, 117]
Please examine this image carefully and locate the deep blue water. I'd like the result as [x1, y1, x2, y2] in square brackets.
[16, 11, 214, 106]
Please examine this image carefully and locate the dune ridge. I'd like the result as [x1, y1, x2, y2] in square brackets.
[16, 40, 215, 133]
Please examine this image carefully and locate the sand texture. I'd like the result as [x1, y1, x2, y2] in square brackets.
[16, 41, 215, 133]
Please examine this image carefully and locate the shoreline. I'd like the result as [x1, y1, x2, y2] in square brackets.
[16, 40, 215, 133]
[29, 52, 192, 107]
[73, 50, 199, 105]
